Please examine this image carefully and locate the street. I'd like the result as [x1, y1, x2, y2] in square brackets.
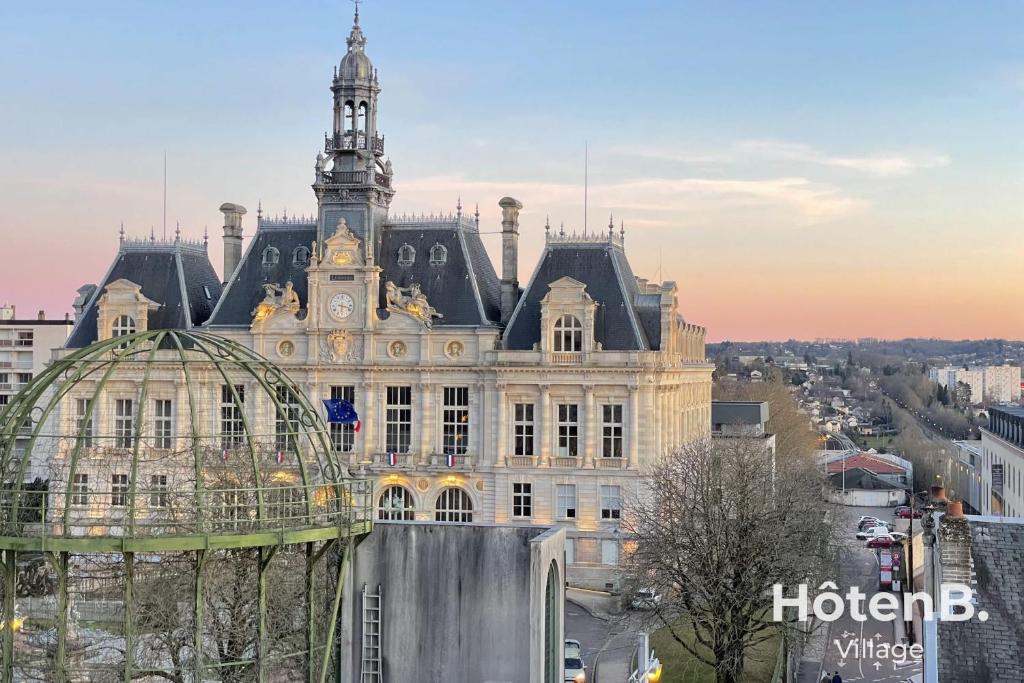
[820, 505, 922, 683]
[565, 591, 663, 682]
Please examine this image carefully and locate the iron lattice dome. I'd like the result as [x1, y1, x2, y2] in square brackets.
[0, 330, 372, 683]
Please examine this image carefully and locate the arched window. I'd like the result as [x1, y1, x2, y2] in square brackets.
[344, 101, 355, 132]
[357, 102, 368, 133]
[262, 246, 279, 266]
[553, 314, 583, 352]
[429, 243, 447, 265]
[397, 243, 415, 266]
[544, 561, 561, 683]
[292, 246, 310, 266]
[435, 488, 473, 523]
[377, 485, 415, 521]
[111, 315, 136, 339]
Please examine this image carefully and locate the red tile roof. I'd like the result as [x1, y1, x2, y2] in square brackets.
[826, 453, 906, 475]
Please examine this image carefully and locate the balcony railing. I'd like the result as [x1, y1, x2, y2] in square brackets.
[428, 453, 473, 470]
[551, 455, 581, 468]
[0, 361, 33, 370]
[324, 132, 384, 155]
[596, 456, 627, 469]
[370, 452, 415, 469]
[318, 168, 392, 190]
[507, 455, 537, 467]
[550, 352, 583, 365]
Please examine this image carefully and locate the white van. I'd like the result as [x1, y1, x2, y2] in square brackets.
[856, 526, 891, 540]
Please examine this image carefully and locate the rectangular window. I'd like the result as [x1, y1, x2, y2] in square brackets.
[111, 474, 129, 507]
[150, 474, 168, 508]
[443, 387, 470, 455]
[512, 482, 532, 518]
[557, 404, 579, 457]
[274, 385, 300, 452]
[513, 403, 535, 456]
[15, 331, 32, 346]
[114, 399, 134, 449]
[16, 373, 31, 385]
[556, 483, 577, 519]
[385, 386, 412, 454]
[330, 385, 356, 453]
[600, 485, 622, 520]
[71, 473, 88, 506]
[602, 404, 623, 458]
[153, 399, 173, 450]
[220, 385, 245, 450]
[601, 539, 619, 566]
[75, 398, 94, 448]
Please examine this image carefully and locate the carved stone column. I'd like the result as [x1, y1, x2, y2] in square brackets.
[496, 384, 508, 467]
[539, 384, 551, 467]
[583, 385, 596, 468]
[628, 385, 640, 469]
[418, 381, 432, 465]
[360, 380, 375, 463]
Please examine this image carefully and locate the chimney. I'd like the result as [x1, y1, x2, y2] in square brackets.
[37, 310, 45, 321]
[938, 500, 972, 587]
[219, 203, 247, 285]
[498, 197, 522, 324]
[930, 485, 947, 504]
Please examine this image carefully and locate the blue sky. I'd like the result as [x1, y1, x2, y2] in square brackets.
[1, 1, 1022, 339]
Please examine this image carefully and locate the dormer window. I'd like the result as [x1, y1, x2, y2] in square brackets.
[553, 314, 583, 352]
[293, 246, 310, 266]
[397, 243, 415, 266]
[429, 243, 447, 265]
[111, 315, 136, 348]
[262, 246, 280, 266]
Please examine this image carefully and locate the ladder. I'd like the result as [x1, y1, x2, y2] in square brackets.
[360, 583, 383, 683]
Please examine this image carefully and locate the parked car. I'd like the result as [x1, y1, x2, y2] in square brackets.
[867, 535, 896, 549]
[895, 507, 922, 519]
[631, 588, 663, 610]
[564, 640, 582, 658]
[564, 653, 586, 683]
[857, 515, 883, 527]
[857, 526, 892, 540]
[858, 518, 890, 532]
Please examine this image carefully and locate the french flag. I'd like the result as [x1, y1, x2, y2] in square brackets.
[446, 453, 456, 468]
[276, 449, 285, 465]
[388, 452, 398, 467]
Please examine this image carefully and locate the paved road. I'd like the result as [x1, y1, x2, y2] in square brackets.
[822, 505, 922, 683]
[565, 594, 661, 682]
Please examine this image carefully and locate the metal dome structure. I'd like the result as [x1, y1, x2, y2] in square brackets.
[0, 330, 371, 682]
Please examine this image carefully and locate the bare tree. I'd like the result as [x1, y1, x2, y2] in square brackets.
[714, 372, 819, 459]
[623, 437, 835, 683]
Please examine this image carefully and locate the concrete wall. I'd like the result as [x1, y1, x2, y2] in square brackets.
[826, 487, 903, 507]
[339, 522, 565, 683]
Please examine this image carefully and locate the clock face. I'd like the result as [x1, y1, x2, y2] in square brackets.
[328, 292, 355, 320]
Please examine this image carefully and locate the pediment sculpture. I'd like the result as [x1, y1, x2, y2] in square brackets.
[252, 281, 301, 324]
[384, 281, 443, 327]
[322, 329, 358, 363]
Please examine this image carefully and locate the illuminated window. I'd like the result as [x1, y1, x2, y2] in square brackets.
[330, 385, 356, 453]
[443, 387, 469, 456]
[153, 399, 173, 450]
[274, 386, 300, 452]
[114, 399, 134, 448]
[75, 398, 94, 448]
[553, 314, 582, 352]
[377, 485, 415, 521]
[435, 488, 473, 523]
[71, 474, 88, 507]
[220, 385, 245, 450]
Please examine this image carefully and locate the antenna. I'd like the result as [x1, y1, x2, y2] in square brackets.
[162, 151, 167, 240]
[583, 142, 589, 236]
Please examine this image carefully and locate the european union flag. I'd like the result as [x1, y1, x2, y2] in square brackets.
[322, 399, 361, 432]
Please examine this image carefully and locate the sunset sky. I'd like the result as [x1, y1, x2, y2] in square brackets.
[1, 1, 1022, 341]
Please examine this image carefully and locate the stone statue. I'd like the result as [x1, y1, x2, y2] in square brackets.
[383, 281, 443, 327]
[252, 281, 301, 321]
[281, 281, 300, 312]
[315, 152, 326, 172]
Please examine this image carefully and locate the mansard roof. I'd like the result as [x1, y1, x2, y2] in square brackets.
[378, 214, 501, 326]
[503, 234, 656, 351]
[66, 238, 222, 348]
[206, 220, 317, 327]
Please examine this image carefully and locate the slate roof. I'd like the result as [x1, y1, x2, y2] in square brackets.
[938, 518, 1024, 683]
[826, 453, 905, 475]
[66, 241, 222, 348]
[206, 224, 317, 327]
[503, 240, 654, 351]
[377, 221, 501, 326]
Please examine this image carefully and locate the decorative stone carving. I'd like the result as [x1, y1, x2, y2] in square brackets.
[276, 339, 295, 358]
[445, 340, 464, 359]
[388, 340, 407, 359]
[322, 330, 357, 363]
[383, 281, 443, 327]
[252, 281, 301, 323]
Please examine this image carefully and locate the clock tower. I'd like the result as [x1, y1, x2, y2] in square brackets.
[313, 5, 394, 266]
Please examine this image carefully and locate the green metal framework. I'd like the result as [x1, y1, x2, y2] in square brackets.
[0, 330, 371, 682]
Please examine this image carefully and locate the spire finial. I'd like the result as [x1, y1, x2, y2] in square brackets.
[609, 213, 614, 235]
[559, 221, 565, 237]
[545, 215, 550, 234]
[175, 220, 181, 241]
[474, 203, 480, 226]
[620, 220, 625, 238]
[203, 225, 209, 247]
[353, 0, 361, 26]
[257, 200, 263, 218]
[150, 226, 155, 242]
[119, 221, 125, 243]
[456, 195, 462, 218]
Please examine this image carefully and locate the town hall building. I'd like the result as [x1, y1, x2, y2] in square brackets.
[64, 9, 712, 588]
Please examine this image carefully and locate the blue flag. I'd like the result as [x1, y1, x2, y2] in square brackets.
[322, 399, 361, 432]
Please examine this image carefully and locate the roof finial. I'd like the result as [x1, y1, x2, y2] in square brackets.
[559, 220, 565, 237]
[150, 226, 155, 242]
[353, 0, 361, 26]
[257, 200, 263, 219]
[175, 220, 181, 241]
[620, 220, 625, 239]
[282, 206, 288, 221]
[456, 195, 462, 218]
[203, 225, 209, 247]
[474, 203, 480, 227]
[608, 213, 614, 235]
[119, 221, 125, 243]
[545, 215, 550, 234]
